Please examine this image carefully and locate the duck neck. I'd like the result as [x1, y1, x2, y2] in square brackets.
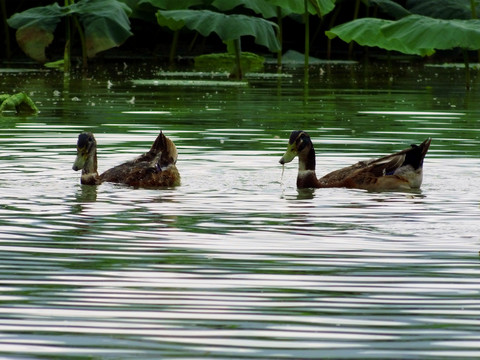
[297, 147, 319, 188]
[81, 151, 100, 185]
[298, 146, 316, 171]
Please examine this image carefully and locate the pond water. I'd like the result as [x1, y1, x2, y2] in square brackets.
[0, 61, 479, 359]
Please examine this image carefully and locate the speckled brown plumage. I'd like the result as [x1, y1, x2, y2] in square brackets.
[280, 131, 431, 191]
[73, 131, 180, 188]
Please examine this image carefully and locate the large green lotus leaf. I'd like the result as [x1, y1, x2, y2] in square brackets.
[406, 0, 477, 20]
[212, 0, 277, 18]
[212, 0, 277, 19]
[71, 0, 133, 57]
[267, 0, 335, 16]
[382, 15, 480, 51]
[118, 0, 156, 21]
[368, 0, 411, 19]
[139, 0, 205, 10]
[156, 9, 280, 52]
[8, 0, 132, 61]
[326, 17, 435, 56]
[7, 3, 63, 62]
[15, 26, 54, 63]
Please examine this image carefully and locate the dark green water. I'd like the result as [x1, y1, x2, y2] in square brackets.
[0, 62, 479, 359]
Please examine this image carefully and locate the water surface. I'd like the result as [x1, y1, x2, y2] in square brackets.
[0, 62, 479, 359]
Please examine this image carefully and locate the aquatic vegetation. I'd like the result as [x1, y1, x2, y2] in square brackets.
[325, 17, 435, 56]
[326, 0, 480, 88]
[194, 52, 265, 73]
[156, 8, 279, 79]
[7, 0, 132, 72]
[0, 92, 38, 114]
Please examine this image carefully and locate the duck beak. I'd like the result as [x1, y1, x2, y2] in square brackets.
[279, 144, 297, 164]
[72, 150, 86, 171]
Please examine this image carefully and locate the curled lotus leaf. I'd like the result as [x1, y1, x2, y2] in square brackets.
[267, 0, 335, 16]
[381, 15, 480, 51]
[7, 0, 132, 62]
[7, 3, 63, 63]
[326, 17, 435, 56]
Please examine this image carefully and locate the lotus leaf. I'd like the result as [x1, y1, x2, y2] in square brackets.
[326, 17, 435, 56]
[139, 0, 205, 10]
[7, 0, 132, 62]
[267, 0, 335, 16]
[212, 0, 278, 18]
[368, 0, 411, 19]
[7, 3, 63, 62]
[156, 9, 280, 52]
[406, 0, 478, 20]
[72, 0, 133, 57]
[382, 15, 480, 51]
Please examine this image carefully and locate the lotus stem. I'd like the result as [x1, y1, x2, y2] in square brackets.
[276, 6, 283, 70]
[470, 0, 480, 62]
[349, 0, 361, 59]
[233, 38, 243, 80]
[169, 30, 179, 68]
[1, 0, 11, 59]
[326, 6, 341, 60]
[304, 0, 309, 86]
[64, 16, 71, 74]
[463, 49, 471, 90]
[471, 0, 477, 18]
[72, 14, 87, 70]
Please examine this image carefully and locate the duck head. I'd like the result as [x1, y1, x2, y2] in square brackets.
[72, 132, 98, 183]
[279, 131, 315, 170]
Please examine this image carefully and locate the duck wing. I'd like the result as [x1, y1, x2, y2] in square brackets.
[99, 131, 180, 187]
[318, 138, 431, 189]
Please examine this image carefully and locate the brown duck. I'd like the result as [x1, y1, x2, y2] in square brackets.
[73, 131, 180, 188]
[280, 131, 431, 191]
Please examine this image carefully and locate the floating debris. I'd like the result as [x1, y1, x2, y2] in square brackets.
[132, 79, 248, 87]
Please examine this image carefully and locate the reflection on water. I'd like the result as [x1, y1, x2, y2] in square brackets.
[0, 63, 479, 358]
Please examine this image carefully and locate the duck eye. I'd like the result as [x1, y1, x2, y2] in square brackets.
[297, 135, 309, 152]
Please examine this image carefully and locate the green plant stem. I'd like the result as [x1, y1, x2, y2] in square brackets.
[169, 30, 179, 68]
[64, 19, 71, 73]
[276, 6, 283, 70]
[304, 0, 309, 87]
[64, 0, 72, 74]
[470, 0, 480, 62]
[471, 0, 477, 18]
[326, 6, 341, 59]
[349, 0, 361, 59]
[233, 38, 243, 80]
[1, 0, 11, 59]
[463, 49, 471, 90]
[72, 14, 87, 70]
